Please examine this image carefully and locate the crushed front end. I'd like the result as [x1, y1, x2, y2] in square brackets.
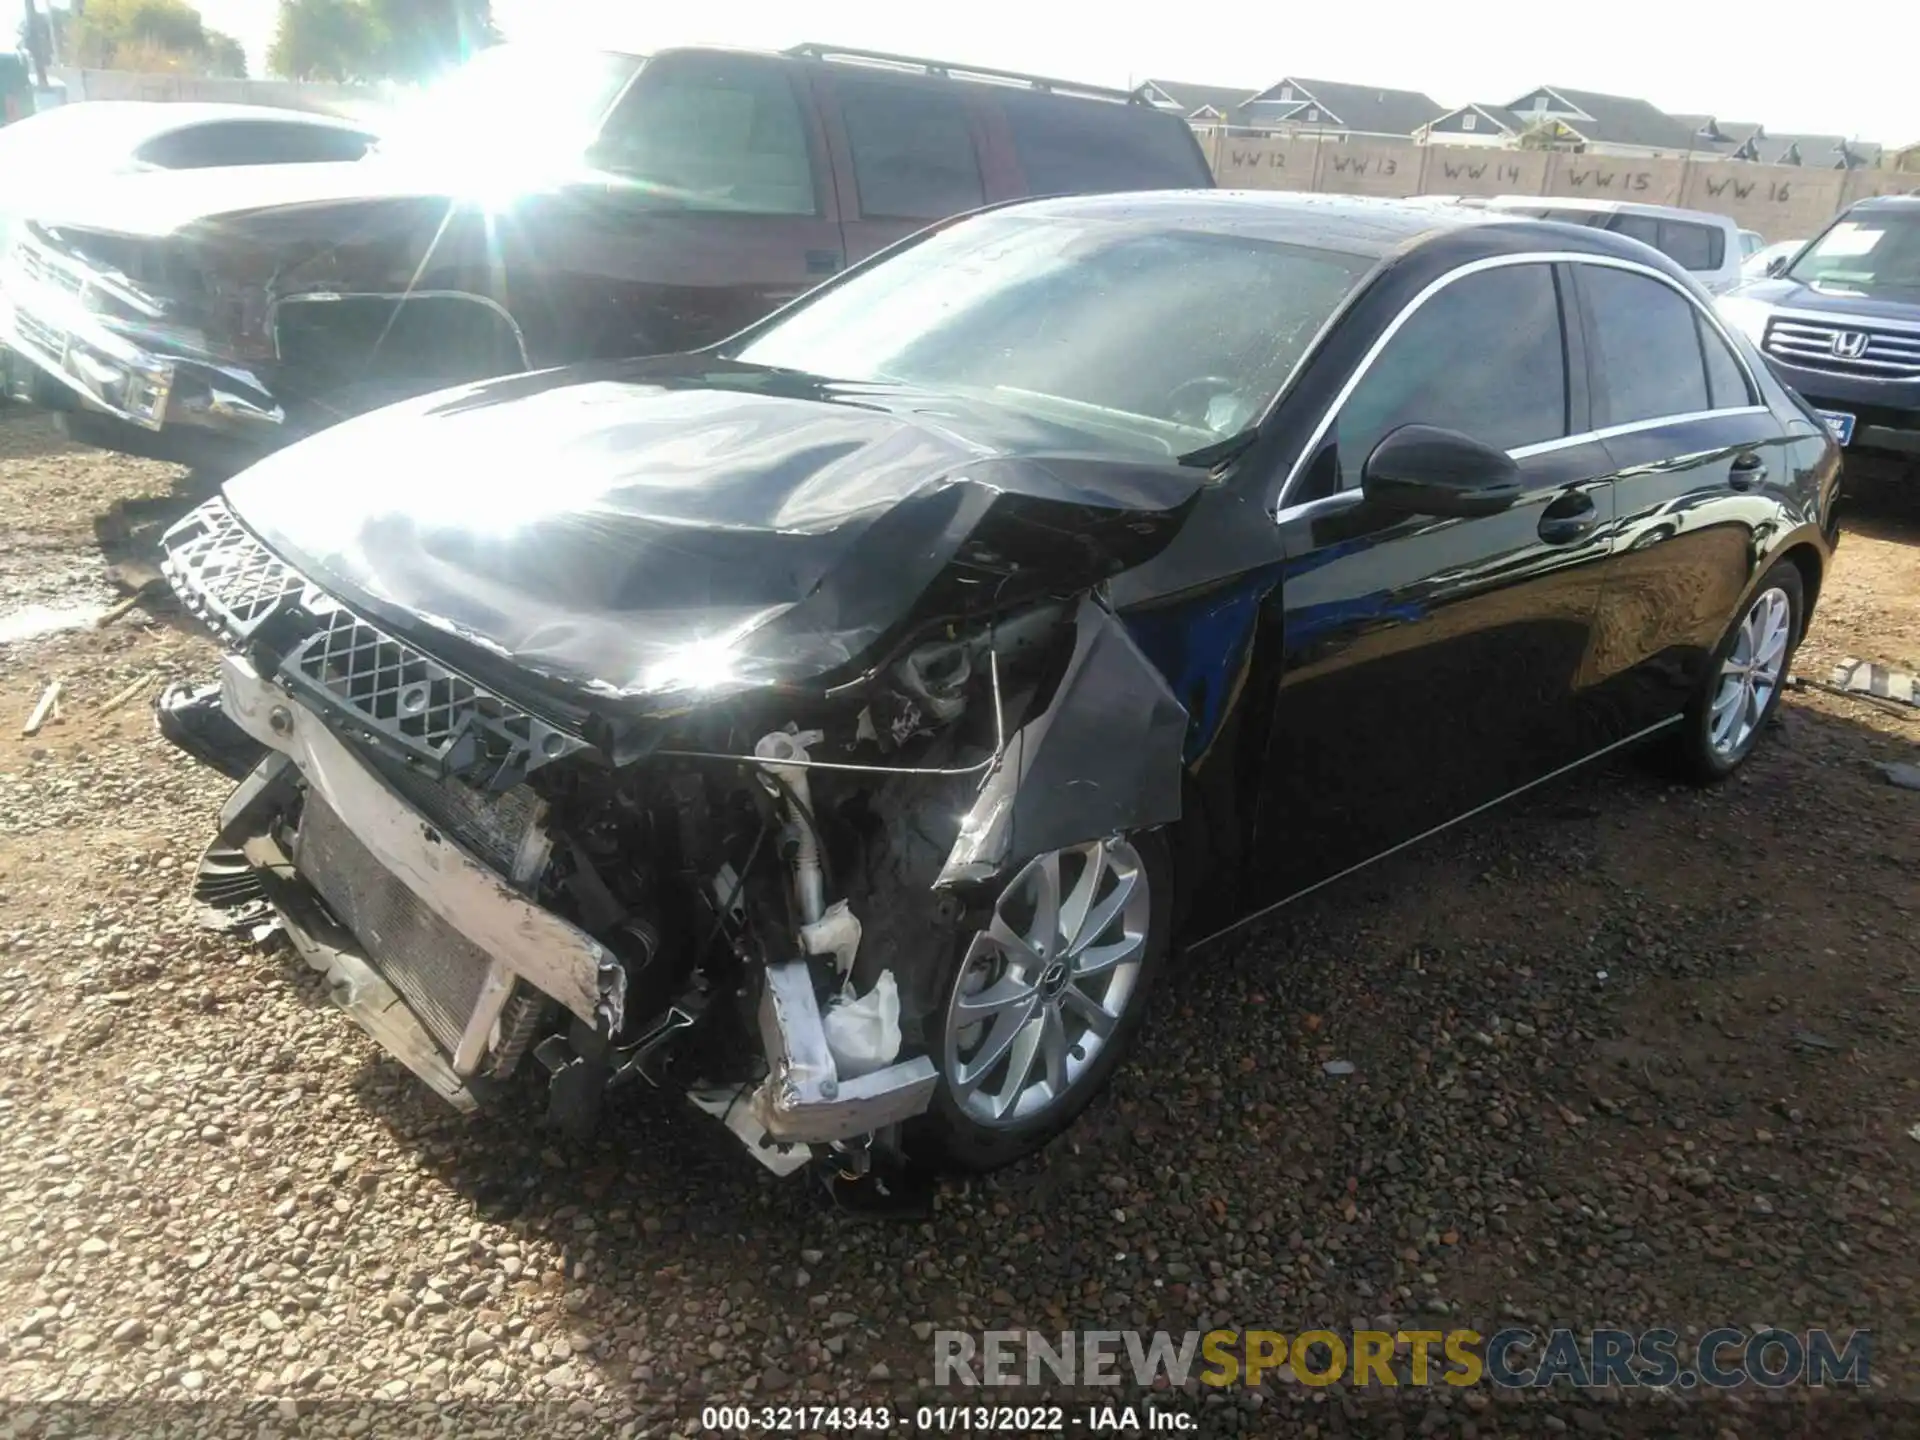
[156, 493, 1187, 1177]
[0, 224, 287, 464]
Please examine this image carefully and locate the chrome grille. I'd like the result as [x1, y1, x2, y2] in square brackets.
[11, 310, 64, 361]
[15, 245, 85, 301]
[294, 792, 491, 1054]
[1764, 317, 1920, 380]
[159, 498, 303, 641]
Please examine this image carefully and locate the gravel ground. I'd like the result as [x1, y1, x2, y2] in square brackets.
[1, 409, 1917, 1438]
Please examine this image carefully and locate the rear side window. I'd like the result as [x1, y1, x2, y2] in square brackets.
[137, 121, 375, 169]
[1581, 266, 1712, 424]
[1606, 213, 1724, 271]
[1610, 212, 1661, 250]
[1658, 219, 1723, 271]
[1699, 315, 1752, 409]
[996, 89, 1210, 195]
[595, 57, 817, 215]
[837, 77, 983, 220]
[1331, 263, 1567, 483]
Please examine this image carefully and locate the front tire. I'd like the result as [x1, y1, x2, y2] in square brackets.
[1668, 559, 1804, 783]
[909, 831, 1172, 1172]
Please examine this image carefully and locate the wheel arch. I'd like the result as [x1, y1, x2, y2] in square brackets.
[1777, 540, 1824, 638]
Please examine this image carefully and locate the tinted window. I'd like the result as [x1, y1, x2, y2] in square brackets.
[1332, 264, 1567, 483]
[1610, 212, 1661, 249]
[137, 121, 374, 168]
[996, 89, 1211, 194]
[1699, 314, 1751, 409]
[1582, 266, 1709, 424]
[837, 77, 982, 220]
[595, 57, 815, 214]
[1658, 219, 1722, 271]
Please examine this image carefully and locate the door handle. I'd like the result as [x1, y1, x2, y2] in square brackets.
[1538, 490, 1599, 545]
[1729, 450, 1766, 490]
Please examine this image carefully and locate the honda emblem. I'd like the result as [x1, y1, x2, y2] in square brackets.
[1830, 330, 1870, 360]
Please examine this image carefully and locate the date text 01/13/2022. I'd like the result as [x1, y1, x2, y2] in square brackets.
[697, 1403, 1196, 1431]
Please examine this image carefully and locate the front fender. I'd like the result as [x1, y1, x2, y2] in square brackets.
[935, 594, 1187, 887]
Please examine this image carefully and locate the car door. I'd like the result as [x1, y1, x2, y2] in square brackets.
[507, 50, 845, 361]
[1571, 259, 1790, 739]
[1256, 260, 1620, 901]
[811, 68, 991, 266]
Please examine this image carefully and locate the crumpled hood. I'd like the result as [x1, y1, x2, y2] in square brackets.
[223, 358, 1205, 705]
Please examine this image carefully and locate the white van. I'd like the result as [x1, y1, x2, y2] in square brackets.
[1472, 196, 1749, 294]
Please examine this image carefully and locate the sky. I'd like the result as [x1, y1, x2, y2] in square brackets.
[200, 0, 1915, 146]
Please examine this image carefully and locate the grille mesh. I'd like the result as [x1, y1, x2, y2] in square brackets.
[295, 793, 492, 1054]
[159, 499, 303, 641]
[283, 608, 586, 788]
[296, 608, 481, 757]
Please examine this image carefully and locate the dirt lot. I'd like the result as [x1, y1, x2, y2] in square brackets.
[1, 408, 1917, 1437]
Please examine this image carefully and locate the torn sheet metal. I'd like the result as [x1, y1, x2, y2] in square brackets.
[938, 594, 1187, 886]
[754, 958, 937, 1144]
[218, 357, 1203, 711]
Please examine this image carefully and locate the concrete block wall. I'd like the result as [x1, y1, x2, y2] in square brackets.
[1210, 133, 1912, 241]
[49, 68, 390, 124]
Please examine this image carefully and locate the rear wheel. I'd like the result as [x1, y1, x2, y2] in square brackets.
[1667, 559, 1804, 783]
[910, 831, 1172, 1172]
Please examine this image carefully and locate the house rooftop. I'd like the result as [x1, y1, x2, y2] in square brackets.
[1137, 78, 1260, 119]
[1276, 77, 1446, 137]
[1512, 86, 1706, 151]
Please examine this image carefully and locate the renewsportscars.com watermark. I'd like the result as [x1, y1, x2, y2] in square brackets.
[934, 1328, 1872, 1391]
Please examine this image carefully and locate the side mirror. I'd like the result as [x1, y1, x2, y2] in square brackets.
[1362, 424, 1523, 517]
[1765, 254, 1790, 277]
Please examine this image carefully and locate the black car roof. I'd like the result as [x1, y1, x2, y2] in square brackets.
[979, 188, 1695, 269]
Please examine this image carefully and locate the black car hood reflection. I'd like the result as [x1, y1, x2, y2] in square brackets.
[222, 357, 1205, 710]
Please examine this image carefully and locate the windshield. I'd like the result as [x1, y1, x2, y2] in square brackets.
[731, 212, 1374, 455]
[370, 45, 642, 166]
[1786, 212, 1920, 297]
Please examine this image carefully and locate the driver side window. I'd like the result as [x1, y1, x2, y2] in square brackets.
[1329, 263, 1569, 490]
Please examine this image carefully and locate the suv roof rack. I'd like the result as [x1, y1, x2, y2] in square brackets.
[785, 43, 1143, 104]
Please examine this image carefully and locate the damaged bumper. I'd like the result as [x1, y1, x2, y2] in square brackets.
[0, 234, 282, 440]
[206, 653, 940, 1155]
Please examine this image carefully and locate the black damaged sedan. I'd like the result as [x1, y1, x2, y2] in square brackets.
[157, 192, 1841, 1180]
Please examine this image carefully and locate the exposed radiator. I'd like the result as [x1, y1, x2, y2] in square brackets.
[294, 793, 494, 1055]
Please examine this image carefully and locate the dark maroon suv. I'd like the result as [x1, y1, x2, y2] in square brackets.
[0, 42, 1215, 471]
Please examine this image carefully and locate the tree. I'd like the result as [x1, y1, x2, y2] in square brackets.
[269, 0, 495, 82]
[366, 0, 495, 80]
[61, 0, 248, 76]
[267, 0, 378, 81]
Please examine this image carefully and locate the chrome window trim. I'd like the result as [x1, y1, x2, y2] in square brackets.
[1273, 250, 1767, 517]
[1507, 405, 1769, 459]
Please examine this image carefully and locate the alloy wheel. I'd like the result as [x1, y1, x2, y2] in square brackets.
[1708, 585, 1792, 761]
[940, 838, 1150, 1128]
